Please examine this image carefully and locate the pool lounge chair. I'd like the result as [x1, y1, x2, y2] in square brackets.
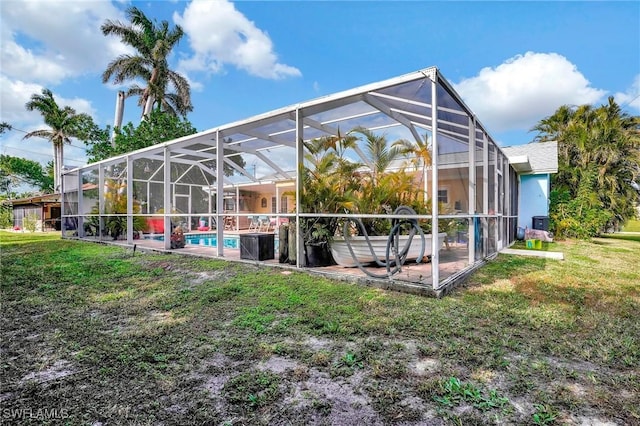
[258, 215, 272, 232]
[248, 216, 260, 231]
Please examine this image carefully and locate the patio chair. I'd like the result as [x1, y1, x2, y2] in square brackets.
[248, 215, 260, 231]
[258, 215, 271, 232]
[224, 216, 235, 230]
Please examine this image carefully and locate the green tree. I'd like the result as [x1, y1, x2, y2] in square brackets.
[101, 6, 192, 117]
[349, 126, 407, 186]
[346, 127, 425, 233]
[23, 89, 100, 192]
[0, 204, 12, 229]
[532, 97, 640, 237]
[0, 155, 54, 194]
[86, 109, 197, 162]
[393, 133, 432, 205]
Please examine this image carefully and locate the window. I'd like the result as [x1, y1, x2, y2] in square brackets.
[261, 197, 267, 208]
[280, 195, 288, 213]
[438, 189, 448, 204]
[271, 197, 276, 214]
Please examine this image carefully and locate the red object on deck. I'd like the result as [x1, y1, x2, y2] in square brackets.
[147, 218, 164, 233]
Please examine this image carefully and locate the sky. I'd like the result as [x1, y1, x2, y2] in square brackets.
[1, 0, 639, 176]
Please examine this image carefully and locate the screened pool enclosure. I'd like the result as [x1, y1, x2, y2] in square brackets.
[62, 67, 518, 294]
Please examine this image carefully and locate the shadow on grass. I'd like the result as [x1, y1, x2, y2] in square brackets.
[465, 254, 548, 287]
[597, 233, 640, 243]
[462, 238, 639, 325]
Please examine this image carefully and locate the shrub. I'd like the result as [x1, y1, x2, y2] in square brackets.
[549, 171, 612, 239]
[0, 206, 12, 229]
[22, 213, 39, 232]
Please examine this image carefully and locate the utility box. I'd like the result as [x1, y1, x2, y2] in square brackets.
[532, 216, 549, 231]
[240, 233, 275, 261]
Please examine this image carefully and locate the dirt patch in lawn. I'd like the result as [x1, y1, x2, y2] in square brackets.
[1, 234, 638, 424]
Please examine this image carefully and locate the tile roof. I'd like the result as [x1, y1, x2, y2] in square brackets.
[502, 141, 558, 174]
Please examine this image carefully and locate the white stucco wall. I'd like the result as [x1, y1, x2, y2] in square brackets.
[518, 174, 550, 229]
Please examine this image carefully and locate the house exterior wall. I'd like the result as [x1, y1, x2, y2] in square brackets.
[518, 174, 550, 229]
[437, 180, 468, 213]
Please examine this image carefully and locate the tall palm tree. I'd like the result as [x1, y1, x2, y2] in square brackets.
[102, 7, 192, 118]
[24, 89, 93, 192]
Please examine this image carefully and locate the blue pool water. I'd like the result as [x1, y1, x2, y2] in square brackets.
[148, 233, 279, 251]
[148, 233, 239, 248]
[186, 234, 239, 249]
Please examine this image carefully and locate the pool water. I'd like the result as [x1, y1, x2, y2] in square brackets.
[186, 234, 239, 249]
[148, 233, 279, 251]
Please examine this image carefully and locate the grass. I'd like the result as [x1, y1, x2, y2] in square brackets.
[622, 218, 640, 232]
[1, 230, 639, 425]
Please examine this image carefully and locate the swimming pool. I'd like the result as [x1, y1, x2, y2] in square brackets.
[186, 234, 239, 249]
[148, 233, 239, 248]
[148, 233, 279, 251]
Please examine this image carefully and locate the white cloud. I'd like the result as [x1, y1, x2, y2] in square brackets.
[454, 52, 607, 132]
[0, 76, 45, 123]
[0, 0, 117, 166]
[0, 0, 130, 84]
[174, 0, 301, 80]
[0, 38, 69, 85]
[59, 96, 97, 119]
[0, 76, 93, 167]
[0, 75, 97, 123]
[614, 74, 640, 112]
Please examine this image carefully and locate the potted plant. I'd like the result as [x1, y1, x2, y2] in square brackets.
[295, 134, 359, 266]
[298, 128, 448, 268]
[89, 178, 147, 240]
[303, 221, 333, 266]
[328, 127, 446, 266]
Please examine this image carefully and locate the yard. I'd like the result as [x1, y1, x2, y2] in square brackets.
[1, 231, 638, 425]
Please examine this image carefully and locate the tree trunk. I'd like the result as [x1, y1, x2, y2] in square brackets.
[53, 144, 60, 193]
[142, 95, 154, 119]
[142, 67, 159, 119]
[58, 144, 64, 193]
[111, 91, 125, 146]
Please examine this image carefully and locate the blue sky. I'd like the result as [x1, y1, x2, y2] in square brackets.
[1, 0, 639, 173]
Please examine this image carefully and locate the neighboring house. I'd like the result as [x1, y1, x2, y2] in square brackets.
[4, 193, 61, 231]
[502, 141, 558, 231]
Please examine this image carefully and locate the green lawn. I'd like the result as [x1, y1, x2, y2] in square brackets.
[1, 231, 638, 425]
[622, 218, 640, 232]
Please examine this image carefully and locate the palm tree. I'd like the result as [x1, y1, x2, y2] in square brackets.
[348, 127, 407, 186]
[24, 89, 93, 192]
[102, 6, 192, 118]
[533, 97, 640, 235]
[393, 133, 432, 203]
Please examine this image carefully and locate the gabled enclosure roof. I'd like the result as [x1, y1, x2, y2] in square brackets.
[68, 67, 500, 184]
